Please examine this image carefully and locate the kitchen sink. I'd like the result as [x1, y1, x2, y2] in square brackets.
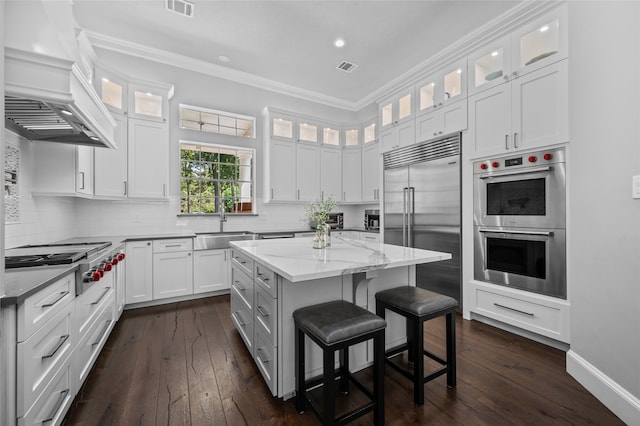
[194, 232, 256, 250]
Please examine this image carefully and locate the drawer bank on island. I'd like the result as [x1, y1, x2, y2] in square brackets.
[228, 236, 451, 399]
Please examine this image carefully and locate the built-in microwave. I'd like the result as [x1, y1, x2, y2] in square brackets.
[326, 212, 344, 229]
[364, 209, 379, 230]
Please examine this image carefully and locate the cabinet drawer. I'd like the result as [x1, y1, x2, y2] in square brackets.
[230, 265, 253, 309]
[254, 329, 277, 396]
[75, 297, 116, 390]
[75, 274, 114, 338]
[254, 262, 276, 298]
[475, 288, 564, 337]
[230, 291, 254, 354]
[17, 301, 74, 417]
[18, 360, 73, 426]
[152, 238, 193, 253]
[17, 272, 75, 342]
[231, 249, 253, 276]
[360, 233, 380, 243]
[255, 285, 277, 346]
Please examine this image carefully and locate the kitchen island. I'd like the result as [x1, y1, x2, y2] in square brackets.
[229, 236, 451, 399]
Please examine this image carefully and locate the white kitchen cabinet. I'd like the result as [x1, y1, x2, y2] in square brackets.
[379, 88, 414, 131]
[380, 119, 415, 153]
[152, 239, 194, 300]
[268, 140, 297, 201]
[297, 121, 320, 143]
[76, 145, 93, 196]
[342, 147, 362, 202]
[193, 249, 228, 294]
[417, 58, 467, 113]
[320, 146, 342, 201]
[296, 143, 320, 201]
[362, 141, 381, 202]
[358, 232, 381, 243]
[468, 5, 568, 97]
[94, 66, 128, 115]
[343, 126, 360, 147]
[468, 59, 568, 158]
[114, 250, 126, 318]
[94, 112, 128, 197]
[125, 240, 153, 304]
[127, 81, 171, 123]
[270, 113, 296, 142]
[415, 99, 467, 143]
[127, 118, 169, 199]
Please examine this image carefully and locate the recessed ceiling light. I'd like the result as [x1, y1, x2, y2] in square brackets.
[219, 55, 230, 63]
[334, 38, 345, 48]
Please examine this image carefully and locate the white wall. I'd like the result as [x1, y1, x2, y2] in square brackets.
[566, 2, 640, 423]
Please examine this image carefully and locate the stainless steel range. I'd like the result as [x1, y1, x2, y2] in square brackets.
[5, 241, 125, 295]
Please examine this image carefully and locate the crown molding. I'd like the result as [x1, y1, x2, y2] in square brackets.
[86, 31, 358, 112]
[86, 0, 562, 113]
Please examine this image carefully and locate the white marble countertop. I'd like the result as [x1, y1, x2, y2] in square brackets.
[230, 236, 451, 282]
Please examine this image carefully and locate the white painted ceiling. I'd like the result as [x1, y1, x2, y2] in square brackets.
[72, 0, 523, 107]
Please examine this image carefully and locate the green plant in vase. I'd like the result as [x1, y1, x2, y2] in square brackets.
[303, 197, 337, 247]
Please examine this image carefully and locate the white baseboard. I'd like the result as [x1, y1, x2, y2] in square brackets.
[566, 350, 640, 425]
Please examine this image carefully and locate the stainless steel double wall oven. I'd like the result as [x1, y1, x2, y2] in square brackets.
[473, 147, 566, 299]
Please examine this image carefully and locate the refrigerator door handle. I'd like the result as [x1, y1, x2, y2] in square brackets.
[402, 187, 408, 247]
[408, 187, 415, 248]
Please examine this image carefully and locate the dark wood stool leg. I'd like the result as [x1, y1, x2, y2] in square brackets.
[373, 331, 385, 426]
[446, 311, 457, 388]
[339, 348, 349, 394]
[414, 317, 425, 406]
[323, 347, 336, 424]
[295, 325, 306, 413]
[406, 317, 415, 364]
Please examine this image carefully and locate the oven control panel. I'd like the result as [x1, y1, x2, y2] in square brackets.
[474, 147, 565, 174]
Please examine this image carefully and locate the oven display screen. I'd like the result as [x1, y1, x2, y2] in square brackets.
[504, 157, 523, 167]
[486, 178, 545, 215]
[487, 238, 546, 279]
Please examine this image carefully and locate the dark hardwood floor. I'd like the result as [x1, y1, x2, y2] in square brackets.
[63, 295, 623, 425]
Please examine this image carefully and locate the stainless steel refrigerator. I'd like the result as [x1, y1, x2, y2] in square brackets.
[383, 133, 461, 305]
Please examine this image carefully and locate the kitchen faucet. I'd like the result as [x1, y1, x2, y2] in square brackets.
[219, 197, 227, 232]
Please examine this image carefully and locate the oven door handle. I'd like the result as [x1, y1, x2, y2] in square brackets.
[478, 228, 554, 237]
[479, 166, 553, 179]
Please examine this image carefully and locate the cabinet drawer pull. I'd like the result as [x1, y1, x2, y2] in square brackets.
[233, 311, 246, 326]
[513, 132, 519, 149]
[505, 134, 509, 150]
[92, 320, 113, 346]
[494, 303, 534, 317]
[257, 272, 270, 282]
[41, 291, 69, 308]
[256, 305, 269, 317]
[42, 334, 69, 359]
[42, 388, 70, 424]
[257, 348, 270, 364]
[164, 244, 182, 248]
[91, 287, 111, 305]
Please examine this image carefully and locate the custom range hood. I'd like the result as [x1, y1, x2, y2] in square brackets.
[4, 0, 116, 149]
[5, 48, 117, 149]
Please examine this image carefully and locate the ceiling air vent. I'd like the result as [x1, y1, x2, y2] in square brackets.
[336, 61, 358, 73]
[166, 0, 194, 18]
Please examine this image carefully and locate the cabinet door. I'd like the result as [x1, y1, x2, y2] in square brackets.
[33, 143, 76, 195]
[128, 82, 169, 122]
[95, 112, 128, 197]
[125, 241, 153, 304]
[76, 145, 94, 195]
[296, 143, 320, 201]
[415, 110, 440, 143]
[153, 251, 194, 300]
[127, 118, 168, 198]
[362, 142, 380, 202]
[320, 147, 342, 201]
[194, 249, 228, 294]
[269, 140, 296, 201]
[342, 148, 362, 202]
[380, 120, 416, 153]
[467, 82, 512, 158]
[511, 60, 568, 151]
[441, 100, 468, 135]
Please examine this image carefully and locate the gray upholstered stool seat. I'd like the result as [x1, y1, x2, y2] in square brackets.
[376, 286, 458, 406]
[294, 300, 386, 425]
[293, 300, 386, 344]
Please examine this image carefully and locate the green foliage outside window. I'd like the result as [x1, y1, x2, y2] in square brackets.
[180, 143, 254, 214]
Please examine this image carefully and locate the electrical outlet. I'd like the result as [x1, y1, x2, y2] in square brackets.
[633, 175, 640, 199]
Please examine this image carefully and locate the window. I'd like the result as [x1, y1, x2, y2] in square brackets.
[179, 104, 255, 138]
[180, 142, 254, 214]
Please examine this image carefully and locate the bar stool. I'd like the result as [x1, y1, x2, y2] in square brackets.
[375, 286, 458, 406]
[293, 300, 386, 426]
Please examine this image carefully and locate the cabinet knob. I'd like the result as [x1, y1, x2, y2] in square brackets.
[512, 71, 518, 77]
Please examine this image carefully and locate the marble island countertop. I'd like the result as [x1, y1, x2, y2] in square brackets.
[230, 236, 451, 282]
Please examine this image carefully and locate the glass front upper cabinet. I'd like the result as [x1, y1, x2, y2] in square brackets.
[417, 59, 466, 114]
[298, 122, 318, 143]
[344, 128, 359, 146]
[363, 123, 376, 144]
[94, 67, 128, 114]
[272, 116, 294, 140]
[380, 90, 413, 129]
[518, 17, 560, 69]
[323, 127, 340, 146]
[128, 82, 170, 122]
